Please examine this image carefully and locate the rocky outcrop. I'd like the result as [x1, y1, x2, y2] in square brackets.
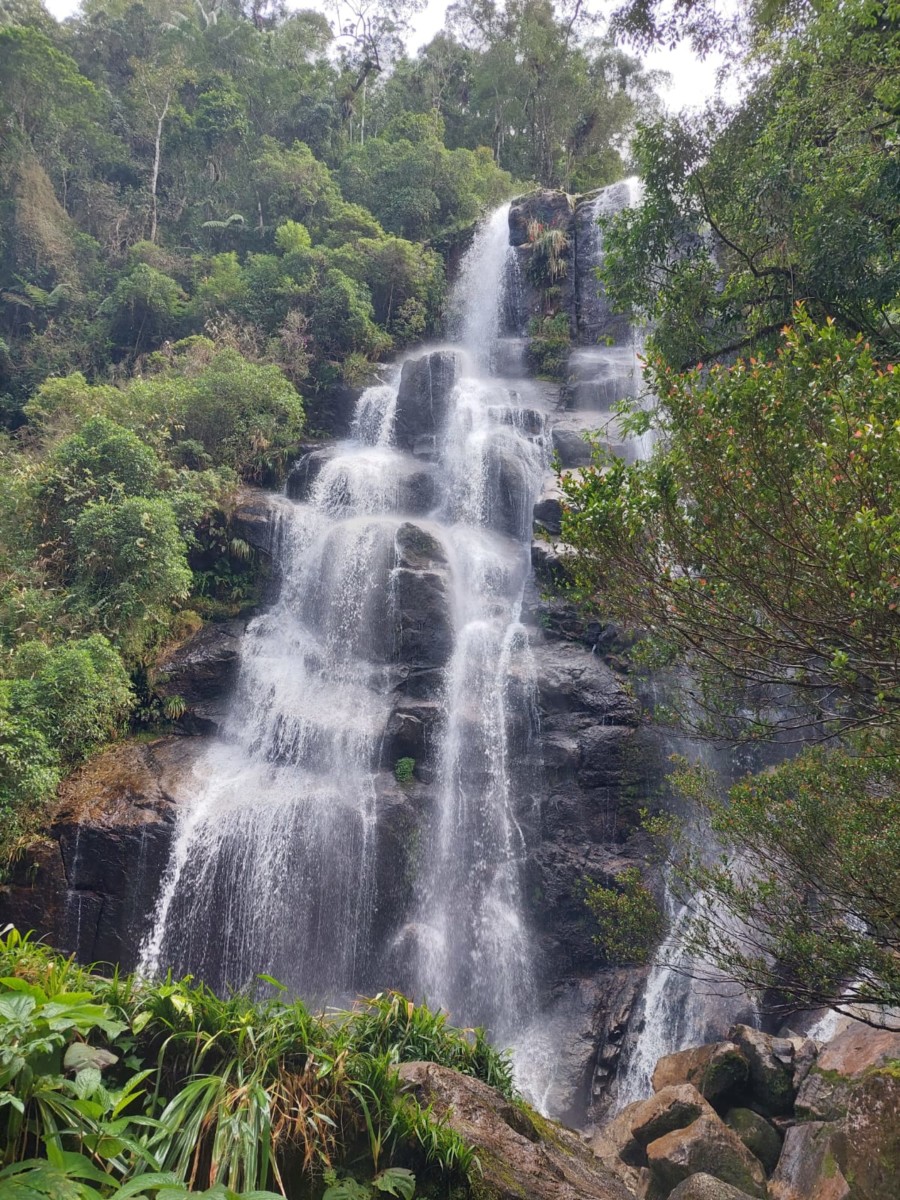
[397, 1061, 635, 1200]
[394, 351, 460, 455]
[652, 1043, 750, 1107]
[150, 619, 246, 733]
[767, 1021, 900, 1200]
[0, 737, 196, 967]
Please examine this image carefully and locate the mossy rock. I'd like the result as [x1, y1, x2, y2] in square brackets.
[724, 1107, 782, 1174]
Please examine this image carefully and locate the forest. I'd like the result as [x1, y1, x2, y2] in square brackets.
[1, 0, 899, 1197]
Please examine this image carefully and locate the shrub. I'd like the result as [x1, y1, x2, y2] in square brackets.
[72, 495, 192, 653]
[394, 757, 415, 784]
[584, 867, 666, 965]
[10, 634, 134, 763]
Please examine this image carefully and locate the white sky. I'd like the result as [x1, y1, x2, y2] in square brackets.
[41, 0, 736, 111]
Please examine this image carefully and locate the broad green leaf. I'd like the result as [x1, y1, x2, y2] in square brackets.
[74, 1066, 103, 1099]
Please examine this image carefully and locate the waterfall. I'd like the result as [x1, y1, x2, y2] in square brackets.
[139, 205, 547, 1043]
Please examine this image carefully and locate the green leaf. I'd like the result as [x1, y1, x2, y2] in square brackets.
[373, 1168, 415, 1199]
[74, 1066, 103, 1099]
[0, 993, 37, 1020]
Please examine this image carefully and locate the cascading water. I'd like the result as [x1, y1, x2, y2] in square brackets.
[140, 205, 547, 1044]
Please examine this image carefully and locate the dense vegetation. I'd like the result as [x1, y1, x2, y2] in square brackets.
[0, 928, 517, 1198]
[0, 0, 659, 856]
[563, 0, 900, 1020]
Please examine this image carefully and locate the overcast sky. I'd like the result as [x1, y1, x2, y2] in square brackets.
[41, 0, 735, 111]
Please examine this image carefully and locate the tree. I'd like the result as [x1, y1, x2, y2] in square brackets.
[560, 315, 900, 743]
[668, 747, 900, 1024]
[601, 0, 900, 367]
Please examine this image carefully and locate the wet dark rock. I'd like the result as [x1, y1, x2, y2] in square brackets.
[0, 737, 197, 968]
[573, 189, 635, 348]
[285, 447, 333, 500]
[379, 701, 444, 767]
[392, 567, 454, 668]
[509, 190, 575, 247]
[394, 521, 447, 570]
[397, 1061, 635, 1200]
[534, 488, 564, 535]
[532, 640, 640, 728]
[486, 440, 536, 538]
[151, 619, 246, 734]
[394, 351, 460, 454]
[230, 487, 284, 558]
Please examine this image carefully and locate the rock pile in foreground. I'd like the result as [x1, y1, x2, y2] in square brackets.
[590, 1021, 900, 1200]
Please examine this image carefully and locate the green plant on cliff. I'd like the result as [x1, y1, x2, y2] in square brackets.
[0, 931, 500, 1196]
[583, 867, 667, 965]
[394, 757, 415, 784]
[526, 313, 571, 380]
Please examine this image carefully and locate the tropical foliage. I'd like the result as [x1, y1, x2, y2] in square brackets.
[0, 928, 514, 1197]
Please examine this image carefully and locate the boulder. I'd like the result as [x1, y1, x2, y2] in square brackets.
[668, 1175, 759, 1200]
[591, 1084, 714, 1171]
[394, 351, 460, 454]
[0, 737, 197, 968]
[795, 1020, 900, 1121]
[397, 1061, 634, 1200]
[534, 485, 564, 536]
[727, 1024, 797, 1116]
[652, 1042, 749, 1106]
[723, 1108, 781, 1174]
[645, 1114, 767, 1198]
[551, 424, 597, 468]
[151, 619, 246, 733]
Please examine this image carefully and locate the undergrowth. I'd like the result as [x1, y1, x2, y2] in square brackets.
[0, 929, 516, 1198]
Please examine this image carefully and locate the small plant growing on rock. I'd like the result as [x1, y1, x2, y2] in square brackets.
[394, 757, 415, 784]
